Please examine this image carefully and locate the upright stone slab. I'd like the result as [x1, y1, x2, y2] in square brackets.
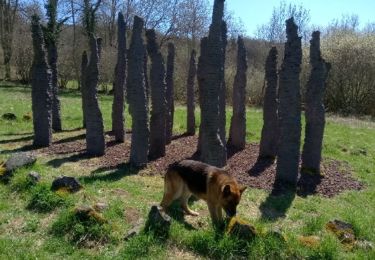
[275, 18, 302, 186]
[81, 51, 88, 128]
[302, 31, 331, 174]
[198, 0, 227, 167]
[259, 47, 279, 159]
[146, 29, 167, 160]
[84, 35, 106, 156]
[31, 15, 53, 148]
[165, 43, 175, 144]
[112, 12, 127, 143]
[127, 16, 149, 167]
[186, 49, 197, 136]
[228, 36, 248, 150]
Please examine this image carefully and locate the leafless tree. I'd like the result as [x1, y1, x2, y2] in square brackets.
[0, 0, 19, 79]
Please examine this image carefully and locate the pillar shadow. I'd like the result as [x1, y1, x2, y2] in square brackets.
[0, 144, 37, 155]
[54, 134, 85, 144]
[248, 158, 275, 177]
[0, 135, 33, 144]
[259, 179, 296, 221]
[79, 162, 140, 184]
[297, 172, 323, 197]
[171, 132, 191, 141]
[226, 145, 244, 159]
[47, 152, 90, 168]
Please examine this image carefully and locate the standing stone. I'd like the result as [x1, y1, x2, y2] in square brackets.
[81, 51, 88, 128]
[112, 12, 127, 143]
[198, 0, 227, 167]
[31, 15, 53, 148]
[259, 47, 279, 159]
[165, 43, 175, 144]
[302, 31, 331, 174]
[228, 36, 248, 151]
[83, 35, 106, 156]
[186, 49, 197, 136]
[146, 29, 167, 160]
[276, 18, 302, 186]
[197, 37, 208, 154]
[127, 16, 149, 167]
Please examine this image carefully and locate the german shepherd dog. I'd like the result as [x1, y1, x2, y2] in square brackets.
[160, 160, 246, 225]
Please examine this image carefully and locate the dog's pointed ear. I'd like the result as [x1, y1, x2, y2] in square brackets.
[222, 184, 231, 197]
[239, 185, 247, 195]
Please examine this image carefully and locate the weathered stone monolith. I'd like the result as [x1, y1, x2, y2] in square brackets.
[275, 17, 302, 186]
[228, 36, 248, 151]
[127, 16, 149, 167]
[112, 12, 127, 142]
[146, 29, 167, 160]
[165, 43, 175, 144]
[83, 35, 106, 156]
[259, 47, 279, 159]
[186, 49, 197, 136]
[31, 15, 53, 148]
[198, 0, 227, 167]
[302, 31, 331, 174]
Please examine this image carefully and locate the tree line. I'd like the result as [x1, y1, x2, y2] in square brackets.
[1, 0, 374, 117]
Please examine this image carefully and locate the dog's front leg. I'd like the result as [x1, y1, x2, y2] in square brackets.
[208, 202, 219, 224]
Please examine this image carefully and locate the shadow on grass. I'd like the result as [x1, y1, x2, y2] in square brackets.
[259, 180, 296, 221]
[0, 144, 37, 154]
[54, 134, 86, 144]
[0, 135, 33, 144]
[166, 200, 197, 231]
[248, 158, 275, 177]
[79, 163, 140, 184]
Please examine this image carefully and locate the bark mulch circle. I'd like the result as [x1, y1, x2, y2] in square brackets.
[39, 133, 363, 198]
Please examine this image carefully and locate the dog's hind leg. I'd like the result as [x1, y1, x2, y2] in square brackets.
[160, 170, 183, 211]
[180, 189, 199, 216]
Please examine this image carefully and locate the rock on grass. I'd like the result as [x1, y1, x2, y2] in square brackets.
[226, 217, 257, 240]
[51, 176, 82, 193]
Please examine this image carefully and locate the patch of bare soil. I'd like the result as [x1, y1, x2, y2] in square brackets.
[38, 133, 363, 198]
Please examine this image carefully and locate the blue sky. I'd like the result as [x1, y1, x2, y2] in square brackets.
[215, 0, 375, 35]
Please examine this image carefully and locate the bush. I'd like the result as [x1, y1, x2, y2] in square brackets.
[51, 208, 111, 246]
[27, 184, 69, 213]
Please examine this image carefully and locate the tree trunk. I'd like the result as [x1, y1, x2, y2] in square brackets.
[228, 36, 248, 151]
[165, 42, 175, 144]
[112, 12, 127, 143]
[302, 31, 331, 174]
[31, 16, 52, 148]
[275, 18, 302, 186]
[259, 47, 278, 159]
[2, 45, 11, 80]
[186, 49, 197, 136]
[146, 29, 167, 160]
[127, 16, 149, 167]
[47, 42, 62, 132]
[81, 51, 88, 128]
[198, 0, 227, 167]
[84, 35, 106, 156]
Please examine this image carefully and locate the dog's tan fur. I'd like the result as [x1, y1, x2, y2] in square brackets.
[160, 160, 246, 224]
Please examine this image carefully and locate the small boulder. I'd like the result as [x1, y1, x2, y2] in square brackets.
[145, 205, 171, 238]
[51, 176, 83, 193]
[2, 113, 17, 120]
[28, 171, 41, 184]
[74, 205, 107, 224]
[5, 152, 37, 172]
[226, 217, 257, 240]
[326, 219, 356, 245]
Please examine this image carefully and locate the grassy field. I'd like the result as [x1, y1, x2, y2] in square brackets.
[0, 83, 374, 259]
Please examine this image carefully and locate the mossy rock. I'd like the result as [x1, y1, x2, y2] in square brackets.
[226, 217, 257, 240]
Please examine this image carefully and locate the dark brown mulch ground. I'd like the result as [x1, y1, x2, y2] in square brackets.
[39, 133, 363, 198]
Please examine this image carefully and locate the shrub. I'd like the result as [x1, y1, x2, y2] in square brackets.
[27, 184, 69, 212]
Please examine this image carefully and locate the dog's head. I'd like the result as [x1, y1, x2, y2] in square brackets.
[220, 183, 247, 217]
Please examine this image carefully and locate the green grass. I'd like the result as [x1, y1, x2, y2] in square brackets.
[0, 83, 374, 259]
